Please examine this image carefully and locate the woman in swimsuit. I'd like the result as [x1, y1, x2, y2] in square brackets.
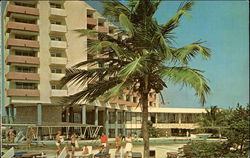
[71, 133, 77, 157]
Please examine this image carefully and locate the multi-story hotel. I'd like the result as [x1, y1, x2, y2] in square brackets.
[1, 0, 205, 138]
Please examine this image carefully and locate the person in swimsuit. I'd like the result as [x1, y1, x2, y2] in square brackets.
[115, 133, 122, 153]
[71, 133, 77, 157]
[55, 131, 62, 156]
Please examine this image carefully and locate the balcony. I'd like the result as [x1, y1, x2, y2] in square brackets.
[98, 26, 108, 33]
[6, 72, 39, 81]
[6, 55, 40, 65]
[50, 24, 67, 34]
[6, 4, 39, 17]
[7, 21, 39, 33]
[7, 38, 39, 49]
[7, 89, 40, 97]
[50, 41, 67, 49]
[50, 57, 67, 65]
[50, 73, 65, 81]
[50, 8, 66, 18]
[87, 18, 97, 26]
[51, 89, 68, 97]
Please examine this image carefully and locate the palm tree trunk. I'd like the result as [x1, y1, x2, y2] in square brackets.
[142, 92, 149, 158]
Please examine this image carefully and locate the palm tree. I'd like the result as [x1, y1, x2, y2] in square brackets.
[61, 0, 211, 157]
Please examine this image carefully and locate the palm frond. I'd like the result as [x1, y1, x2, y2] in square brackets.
[64, 78, 123, 104]
[119, 13, 135, 36]
[101, 0, 131, 22]
[161, 1, 194, 37]
[159, 66, 210, 105]
[173, 42, 211, 65]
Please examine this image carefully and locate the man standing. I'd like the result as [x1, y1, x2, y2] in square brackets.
[100, 132, 108, 147]
[115, 133, 122, 153]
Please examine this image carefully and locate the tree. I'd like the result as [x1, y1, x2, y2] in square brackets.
[186, 104, 250, 157]
[198, 106, 224, 135]
[61, 1, 211, 157]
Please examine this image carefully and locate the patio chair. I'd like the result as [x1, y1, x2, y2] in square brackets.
[2, 147, 14, 158]
[94, 147, 111, 158]
[75, 146, 93, 158]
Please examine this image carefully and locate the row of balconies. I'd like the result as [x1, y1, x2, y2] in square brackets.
[5, 72, 67, 81]
[6, 89, 68, 97]
[6, 38, 68, 49]
[6, 4, 67, 18]
[6, 55, 67, 66]
[6, 21, 67, 34]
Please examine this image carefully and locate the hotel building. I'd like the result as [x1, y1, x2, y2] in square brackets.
[1, 0, 205, 138]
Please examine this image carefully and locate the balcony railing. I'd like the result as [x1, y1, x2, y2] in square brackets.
[6, 72, 39, 81]
[50, 41, 67, 49]
[50, 73, 65, 81]
[7, 21, 39, 33]
[7, 38, 39, 49]
[6, 55, 40, 65]
[7, 89, 40, 97]
[50, 24, 67, 34]
[6, 4, 39, 17]
[50, 57, 67, 65]
[51, 89, 68, 97]
[98, 26, 108, 33]
[50, 8, 66, 17]
[87, 18, 97, 26]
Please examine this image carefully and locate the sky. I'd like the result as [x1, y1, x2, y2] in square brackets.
[87, 1, 249, 109]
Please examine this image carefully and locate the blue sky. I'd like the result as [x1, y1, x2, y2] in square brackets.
[155, 1, 249, 109]
[88, 1, 249, 109]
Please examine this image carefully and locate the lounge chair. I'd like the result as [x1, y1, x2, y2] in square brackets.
[2, 147, 14, 158]
[94, 147, 111, 158]
[75, 146, 93, 158]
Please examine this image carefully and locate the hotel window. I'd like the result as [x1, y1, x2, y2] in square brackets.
[51, 68, 62, 74]
[14, 18, 36, 24]
[126, 112, 132, 123]
[133, 97, 137, 103]
[126, 95, 130, 101]
[50, 20, 62, 25]
[16, 82, 37, 89]
[15, 50, 36, 57]
[98, 22, 104, 26]
[50, 3, 62, 9]
[51, 84, 60, 90]
[15, 35, 36, 40]
[51, 36, 62, 41]
[14, 2, 36, 8]
[109, 112, 115, 124]
[15, 66, 36, 73]
[51, 52, 62, 57]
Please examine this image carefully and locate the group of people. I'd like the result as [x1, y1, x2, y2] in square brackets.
[55, 131, 90, 157]
[55, 131, 136, 157]
[100, 132, 135, 157]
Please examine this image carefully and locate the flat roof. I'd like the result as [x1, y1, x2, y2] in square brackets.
[131, 107, 206, 113]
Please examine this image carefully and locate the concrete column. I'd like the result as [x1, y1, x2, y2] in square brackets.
[9, 104, 14, 123]
[115, 109, 118, 137]
[81, 104, 86, 124]
[94, 106, 98, 126]
[155, 113, 158, 124]
[69, 107, 74, 123]
[37, 103, 42, 125]
[66, 108, 69, 122]
[5, 107, 10, 124]
[105, 108, 109, 136]
[122, 111, 126, 136]
[178, 113, 182, 124]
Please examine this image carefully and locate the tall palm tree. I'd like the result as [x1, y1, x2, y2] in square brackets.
[61, 0, 211, 157]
